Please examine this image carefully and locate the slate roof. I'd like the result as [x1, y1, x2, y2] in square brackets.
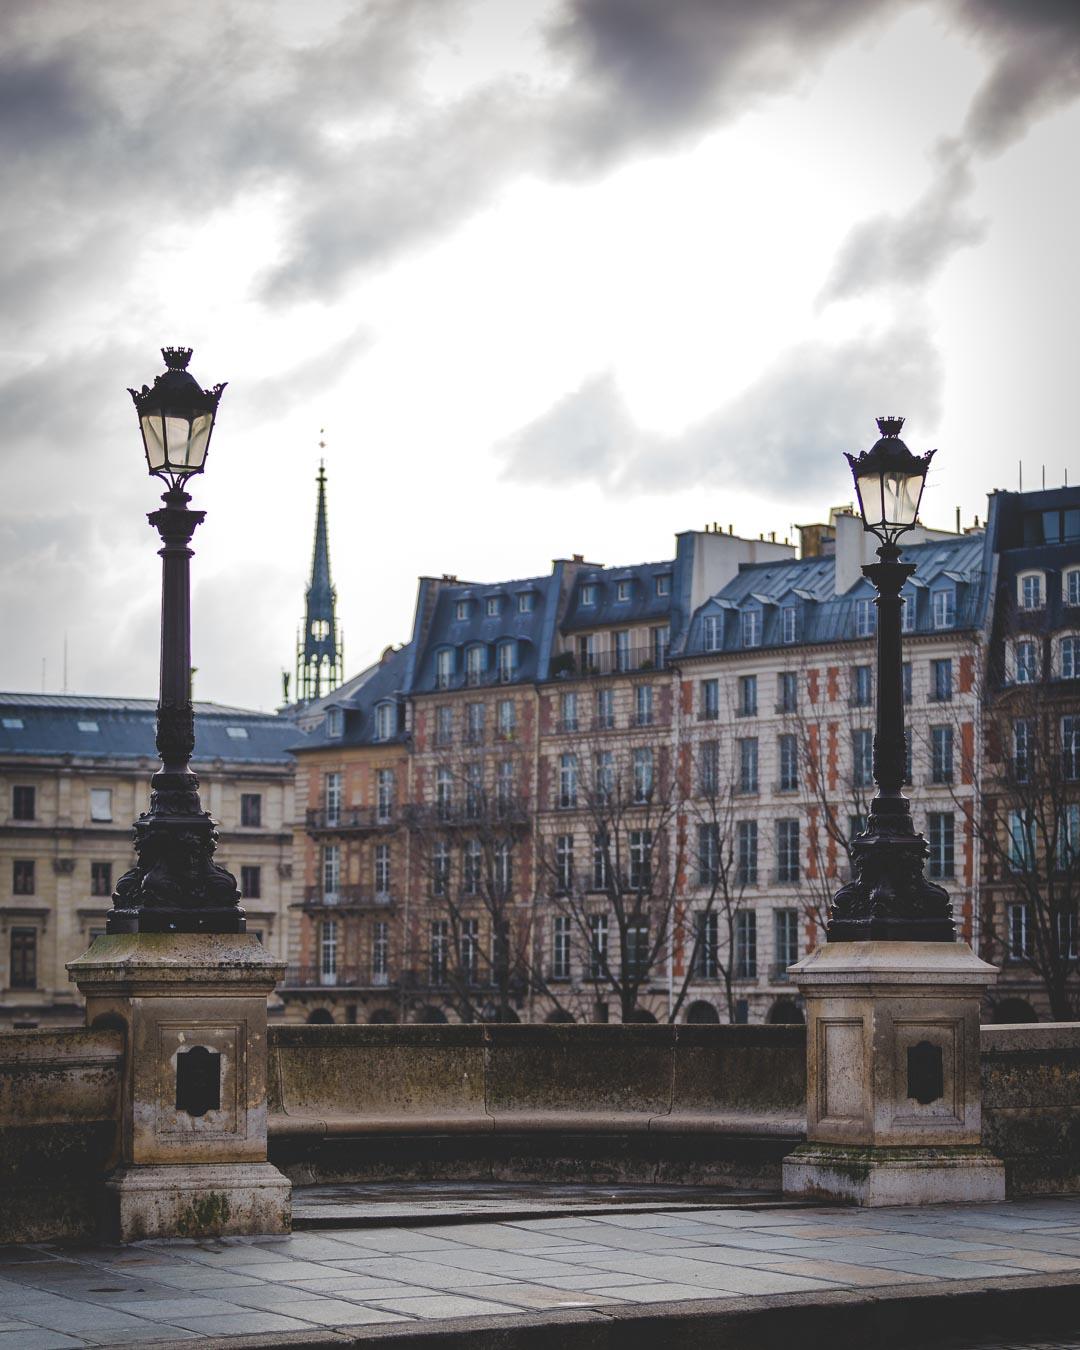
[560, 560, 675, 633]
[0, 694, 297, 764]
[295, 644, 412, 750]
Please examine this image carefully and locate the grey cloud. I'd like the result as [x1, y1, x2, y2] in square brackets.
[499, 324, 943, 495]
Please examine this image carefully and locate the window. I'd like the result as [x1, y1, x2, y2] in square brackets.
[497, 699, 516, 739]
[552, 915, 571, 979]
[698, 739, 719, 796]
[559, 691, 578, 733]
[736, 820, 758, 885]
[322, 844, 340, 898]
[1007, 902, 1031, 960]
[774, 909, 798, 973]
[904, 731, 913, 785]
[241, 793, 262, 828]
[461, 918, 480, 983]
[326, 708, 343, 737]
[629, 830, 652, 889]
[697, 823, 719, 887]
[1009, 811, 1035, 872]
[777, 819, 799, 882]
[581, 583, 597, 606]
[436, 649, 454, 689]
[656, 574, 671, 597]
[371, 702, 392, 741]
[781, 606, 797, 644]
[1060, 804, 1080, 870]
[1019, 572, 1044, 610]
[928, 812, 954, 878]
[456, 600, 470, 621]
[493, 841, 513, 896]
[555, 835, 574, 892]
[652, 625, 671, 667]
[617, 580, 631, 602]
[738, 675, 757, 717]
[901, 590, 915, 633]
[233, 863, 260, 899]
[495, 759, 515, 812]
[466, 702, 485, 745]
[592, 832, 610, 890]
[434, 705, 453, 747]
[372, 920, 389, 982]
[486, 597, 500, 617]
[855, 597, 875, 637]
[518, 591, 535, 614]
[931, 658, 953, 702]
[2, 718, 22, 730]
[371, 768, 392, 822]
[852, 665, 872, 708]
[596, 687, 615, 730]
[902, 662, 912, 705]
[589, 914, 608, 978]
[632, 747, 654, 803]
[594, 750, 615, 804]
[320, 919, 338, 981]
[1015, 639, 1040, 684]
[734, 910, 757, 979]
[1067, 569, 1080, 607]
[91, 861, 112, 897]
[77, 720, 100, 734]
[465, 762, 483, 819]
[614, 629, 631, 672]
[1059, 911, 1077, 961]
[374, 843, 391, 894]
[1061, 636, 1079, 680]
[430, 921, 448, 983]
[463, 839, 482, 895]
[10, 928, 37, 989]
[853, 729, 873, 787]
[324, 771, 342, 825]
[431, 840, 450, 896]
[635, 684, 653, 727]
[466, 644, 486, 685]
[931, 726, 954, 783]
[778, 671, 798, 713]
[13, 860, 34, 895]
[11, 786, 34, 820]
[778, 733, 798, 791]
[89, 788, 112, 822]
[701, 679, 720, 721]
[932, 588, 956, 629]
[741, 608, 762, 648]
[738, 737, 759, 793]
[626, 924, 649, 979]
[497, 640, 516, 683]
[1063, 716, 1080, 781]
[577, 633, 597, 673]
[1013, 718, 1033, 782]
[559, 753, 578, 809]
[697, 911, 719, 978]
[436, 766, 453, 819]
[702, 615, 723, 652]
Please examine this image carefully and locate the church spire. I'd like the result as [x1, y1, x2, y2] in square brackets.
[296, 437, 344, 702]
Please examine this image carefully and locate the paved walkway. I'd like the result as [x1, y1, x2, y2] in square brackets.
[4, 1195, 1080, 1347]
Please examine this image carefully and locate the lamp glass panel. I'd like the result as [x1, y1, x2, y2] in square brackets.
[185, 412, 213, 469]
[140, 414, 167, 470]
[163, 415, 195, 468]
[882, 470, 923, 527]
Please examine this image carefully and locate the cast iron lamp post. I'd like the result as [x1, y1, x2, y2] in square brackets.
[107, 347, 244, 935]
[827, 415, 956, 942]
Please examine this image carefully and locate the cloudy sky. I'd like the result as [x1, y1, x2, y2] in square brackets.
[2, 0, 1078, 710]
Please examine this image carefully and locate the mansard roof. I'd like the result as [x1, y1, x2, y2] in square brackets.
[295, 644, 413, 750]
[560, 560, 675, 633]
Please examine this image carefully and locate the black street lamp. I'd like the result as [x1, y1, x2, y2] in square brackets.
[828, 416, 955, 942]
[107, 347, 244, 935]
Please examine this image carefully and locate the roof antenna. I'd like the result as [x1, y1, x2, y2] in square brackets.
[1042, 465, 1046, 490]
[1019, 461, 1023, 492]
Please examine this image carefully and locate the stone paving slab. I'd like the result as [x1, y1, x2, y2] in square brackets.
[2, 1197, 1080, 1345]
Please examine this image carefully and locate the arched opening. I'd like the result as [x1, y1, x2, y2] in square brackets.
[413, 1004, 448, 1024]
[545, 1009, 575, 1023]
[369, 1009, 396, 1024]
[989, 997, 1038, 1024]
[685, 1000, 720, 1024]
[306, 1008, 334, 1024]
[768, 998, 804, 1025]
[623, 1008, 657, 1023]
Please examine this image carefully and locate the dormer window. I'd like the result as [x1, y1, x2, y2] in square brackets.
[1013, 639, 1040, 684]
[900, 589, 916, 633]
[497, 640, 517, 683]
[374, 702, 395, 741]
[455, 600, 470, 621]
[517, 592, 535, 614]
[1059, 635, 1079, 681]
[581, 583, 597, 606]
[77, 721, 100, 733]
[617, 580, 631, 602]
[435, 648, 454, 690]
[486, 597, 500, 617]
[1066, 568, 1080, 608]
[702, 615, 722, 652]
[781, 606, 797, 644]
[326, 708, 343, 738]
[655, 574, 671, 598]
[466, 644, 487, 685]
[932, 587, 955, 630]
[855, 598, 875, 637]
[1019, 571, 1044, 610]
[740, 608, 761, 649]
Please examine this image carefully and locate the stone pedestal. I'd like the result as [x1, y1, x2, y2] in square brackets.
[782, 941, 1006, 1206]
[68, 933, 291, 1241]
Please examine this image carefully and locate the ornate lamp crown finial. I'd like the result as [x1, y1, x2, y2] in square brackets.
[162, 347, 193, 371]
[876, 415, 905, 437]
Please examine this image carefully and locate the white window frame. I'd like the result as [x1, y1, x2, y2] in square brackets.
[374, 842, 391, 895]
[1058, 634, 1079, 680]
[376, 768, 394, 821]
[89, 787, 113, 822]
[435, 648, 454, 689]
[581, 583, 597, 607]
[741, 608, 762, 649]
[1018, 571, 1045, 610]
[616, 580, 631, 602]
[455, 600, 470, 621]
[325, 771, 342, 825]
[517, 591, 535, 614]
[373, 702, 394, 741]
[931, 587, 956, 630]
[781, 606, 796, 644]
[655, 574, 671, 598]
[900, 590, 915, 633]
[497, 641, 516, 683]
[1013, 639, 1040, 685]
[1066, 568, 1080, 608]
[702, 615, 722, 652]
[486, 597, 500, 617]
[855, 597, 875, 638]
[552, 915, 571, 979]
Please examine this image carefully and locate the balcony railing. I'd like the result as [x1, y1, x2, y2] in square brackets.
[404, 799, 530, 830]
[282, 964, 395, 990]
[561, 646, 668, 679]
[306, 806, 395, 833]
[303, 885, 395, 909]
